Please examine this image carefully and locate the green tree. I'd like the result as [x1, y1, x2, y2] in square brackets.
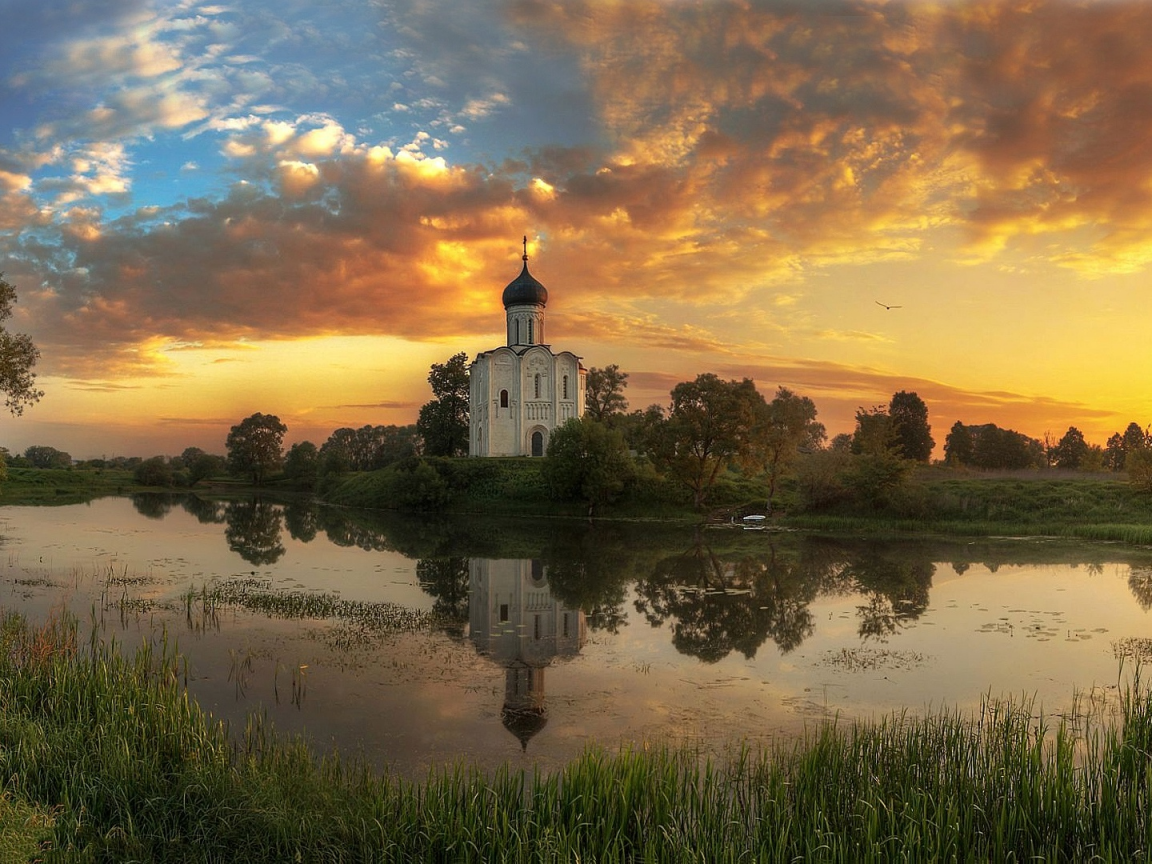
[944, 421, 974, 466]
[969, 424, 1045, 470]
[848, 407, 910, 507]
[1051, 426, 1089, 469]
[543, 416, 635, 516]
[585, 365, 629, 424]
[751, 387, 825, 512]
[1123, 422, 1150, 453]
[394, 460, 451, 511]
[283, 441, 320, 489]
[1104, 433, 1126, 472]
[0, 275, 43, 417]
[416, 352, 470, 457]
[850, 407, 893, 456]
[134, 456, 174, 487]
[889, 391, 934, 462]
[225, 413, 287, 486]
[189, 452, 226, 485]
[23, 445, 72, 469]
[650, 374, 765, 509]
[1128, 446, 1152, 493]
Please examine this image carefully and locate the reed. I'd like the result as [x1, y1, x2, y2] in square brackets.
[0, 608, 1149, 861]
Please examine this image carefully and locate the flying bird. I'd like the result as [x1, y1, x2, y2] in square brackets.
[875, 301, 902, 310]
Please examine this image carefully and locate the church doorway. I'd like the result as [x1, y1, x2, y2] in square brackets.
[531, 430, 544, 457]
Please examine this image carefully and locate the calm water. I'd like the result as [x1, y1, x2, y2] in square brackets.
[2, 494, 1151, 777]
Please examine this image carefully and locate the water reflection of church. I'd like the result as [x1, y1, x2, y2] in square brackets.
[468, 559, 586, 750]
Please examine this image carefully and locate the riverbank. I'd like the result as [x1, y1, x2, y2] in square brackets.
[0, 608, 1148, 861]
[778, 469, 1152, 544]
[5, 461, 1152, 546]
[321, 458, 1152, 540]
[0, 466, 136, 505]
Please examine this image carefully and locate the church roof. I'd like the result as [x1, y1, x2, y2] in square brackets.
[502, 258, 548, 308]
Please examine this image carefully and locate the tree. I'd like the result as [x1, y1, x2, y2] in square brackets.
[543, 416, 635, 516]
[960, 423, 1045, 470]
[322, 424, 419, 471]
[225, 413, 287, 485]
[187, 452, 226, 485]
[0, 275, 43, 417]
[650, 374, 764, 509]
[1104, 433, 1126, 472]
[847, 407, 910, 507]
[585, 365, 629, 424]
[888, 391, 934, 462]
[416, 352, 470, 457]
[1129, 446, 1152, 493]
[1051, 426, 1089, 469]
[944, 421, 974, 466]
[135, 456, 174, 487]
[23, 445, 72, 469]
[850, 407, 893, 456]
[751, 387, 825, 512]
[283, 441, 320, 489]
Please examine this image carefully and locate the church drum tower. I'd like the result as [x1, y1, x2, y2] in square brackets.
[469, 241, 586, 457]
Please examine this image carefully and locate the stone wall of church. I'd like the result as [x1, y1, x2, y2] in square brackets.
[488, 351, 521, 457]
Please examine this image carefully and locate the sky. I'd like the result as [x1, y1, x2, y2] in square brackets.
[1, 0, 1150, 459]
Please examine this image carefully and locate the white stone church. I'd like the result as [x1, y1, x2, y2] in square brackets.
[469, 244, 586, 457]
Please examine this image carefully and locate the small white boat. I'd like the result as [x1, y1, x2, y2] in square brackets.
[742, 514, 767, 531]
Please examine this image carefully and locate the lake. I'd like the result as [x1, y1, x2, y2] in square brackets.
[2, 493, 1150, 778]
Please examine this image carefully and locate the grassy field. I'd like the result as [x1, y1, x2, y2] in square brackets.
[0, 608, 1149, 861]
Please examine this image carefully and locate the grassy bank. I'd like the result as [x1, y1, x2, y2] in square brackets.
[782, 471, 1152, 542]
[323, 456, 728, 520]
[0, 609, 1150, 861]
[0, 467, 137, 505]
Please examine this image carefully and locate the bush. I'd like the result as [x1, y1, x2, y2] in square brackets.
[1129, 447, 1152, 493]
[394, 460, 451, 511]
[134, 456, 175, 488]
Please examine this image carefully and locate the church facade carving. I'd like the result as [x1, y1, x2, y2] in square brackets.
[469, 243, 586, 457]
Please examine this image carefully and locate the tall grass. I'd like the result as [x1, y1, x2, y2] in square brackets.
[0, 608, 1149, 861]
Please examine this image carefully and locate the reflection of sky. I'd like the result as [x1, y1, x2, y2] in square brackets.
[1, 499, 1150, 776]
[0, 498, 433, 611]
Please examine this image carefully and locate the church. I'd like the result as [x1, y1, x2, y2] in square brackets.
[469, 242, 586, 457]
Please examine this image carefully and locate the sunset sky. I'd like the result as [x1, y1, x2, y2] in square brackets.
[2, 0, 1150, 459]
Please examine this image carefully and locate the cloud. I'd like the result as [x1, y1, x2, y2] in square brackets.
[4, 0, 1152, 415]
[329, 401, 420, 411]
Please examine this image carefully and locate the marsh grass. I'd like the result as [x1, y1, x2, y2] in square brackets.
[207, 576, 435, 633]
[0, 608, 1149, 861]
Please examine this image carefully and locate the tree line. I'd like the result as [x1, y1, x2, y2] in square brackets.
[3, 296, 1150, 507]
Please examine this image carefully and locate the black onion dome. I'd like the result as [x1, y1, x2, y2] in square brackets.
[502, 260, 548, 308]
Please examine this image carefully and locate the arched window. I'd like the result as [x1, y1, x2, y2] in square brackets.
[527, 319, 534, 344]
[562, 375, 569, 399]
[500, 389, 509, 408]
[534, 373, 541, 399]
[514, 320, 520, 344]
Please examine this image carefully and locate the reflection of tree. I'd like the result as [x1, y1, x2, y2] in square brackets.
[416, 557, 470, 636]
[283, 500, 318, 543]
[180, 495, 226, 524]
[130, 493, 175, 520]
[314, 507, 391, 551]
[837, 546, 935, 642]
[541, 529, 633, 634]
[633, 540, 822, 662]
[1129, 567, 1152, 611]
[224, 499, 285, 565]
